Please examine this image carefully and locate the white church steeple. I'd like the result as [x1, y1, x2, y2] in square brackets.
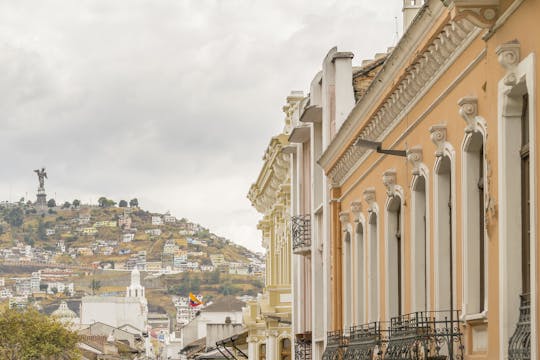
[126, 268, 145, 299]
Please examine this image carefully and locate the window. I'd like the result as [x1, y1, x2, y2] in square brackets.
[412, 175, 427, 312]
[521, 93, 530, 295]
[280, 338, 291, 360]
[463, 131, 486, 315]
[355, 222, 365, 325]
[435, 155, 454, 311]
[387, 196, 403, 318]
[259, 344, 266, 360]
[368, 212, 379, 322]
[342, 231, 352, 333]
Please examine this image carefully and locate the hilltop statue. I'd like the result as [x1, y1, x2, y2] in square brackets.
[34, 167, 47, 208]
[34, 168, 47, 189]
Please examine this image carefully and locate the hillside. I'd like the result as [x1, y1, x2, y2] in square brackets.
[0, 201, 264, 274]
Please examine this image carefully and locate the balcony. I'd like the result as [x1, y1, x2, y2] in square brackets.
[508, 293, 531, 360]
[292, 215, 311, 254]
[385, 310, 464, 360]
[344, 322, 382, 359]
[295, 332, 312, 360]
[322, 330, 348, 360]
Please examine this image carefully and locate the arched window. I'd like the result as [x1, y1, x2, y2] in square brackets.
[259, 343, 266, 360]
[411, 175, 427, 312]
[463, 131, 486, 315]
[368, 212, 379, 322]
[342, 231, 352, 333]
[387, 196, 403, 318]
[354, 222, 365, 325]
[435, 155, 454, 311]
[280, 338, 291, 360]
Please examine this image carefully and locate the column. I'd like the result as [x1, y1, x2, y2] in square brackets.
[266, 330, 278, 360]
[247, 336, 258, 360]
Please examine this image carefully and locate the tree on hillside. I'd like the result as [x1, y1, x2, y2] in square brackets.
[129, 198, 139, 207]
[98, 197, 116, 208]
[0, 307, 80, 360]
[90, 279, 102, 294]
[47, 198, 56, 208]
[37, 219, 47, 241]
[72, 199, 81, 208]
[61, 201, 71, 209]
[5, 207, 24, 228]
[119, 200, 128, 208]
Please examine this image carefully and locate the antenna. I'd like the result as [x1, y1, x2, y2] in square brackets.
[394, 16, 399, 45]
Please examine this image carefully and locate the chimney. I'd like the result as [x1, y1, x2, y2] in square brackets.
[403, 0, 423, 32]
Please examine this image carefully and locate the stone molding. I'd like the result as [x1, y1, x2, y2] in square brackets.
[382, 169, 397, 197]
[458, 96, 479, 133]
[339, 212, 351, 231]
[406, 146, 423, 176]
[429, 124, 448, 157]
[496, 40, 521, 86]
[326, 16, 476, 185]
[447, 0, 500, 28]
[363, 188, 376, 211]
[350, 201, 363, 221]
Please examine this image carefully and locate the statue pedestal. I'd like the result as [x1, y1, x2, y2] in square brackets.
[36, 188, 47, 208]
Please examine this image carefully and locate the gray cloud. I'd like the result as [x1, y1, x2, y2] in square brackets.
[0, 0, 401, 251]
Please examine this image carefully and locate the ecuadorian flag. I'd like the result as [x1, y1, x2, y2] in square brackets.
[189, 292, 203, 307]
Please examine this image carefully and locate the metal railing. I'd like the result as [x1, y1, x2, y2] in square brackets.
[292, 215, 311, 253]
[344, 322, 382, 360]
[509, 293, 531, 360]
[322, 330, 348, 360]
[295, 332, 312, 360]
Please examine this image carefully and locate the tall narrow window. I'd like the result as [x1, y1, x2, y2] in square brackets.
[260, 344, 266, 360]
[463, 132, 485, 315]
[387, 196, 403, 318]
[521, 93, 530, 295]
[342, 231, 352, 333]
[435, 156, 453, 311]
[412, 176, 427, 312]
[368, 213, 379, 322]
[355, 222, 365, 325]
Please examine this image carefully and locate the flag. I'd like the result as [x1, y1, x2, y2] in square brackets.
[189, 292, 203, 307]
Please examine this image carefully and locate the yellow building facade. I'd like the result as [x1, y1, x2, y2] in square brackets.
[245, 94, 304, 359]
[313, 0, 539, 359]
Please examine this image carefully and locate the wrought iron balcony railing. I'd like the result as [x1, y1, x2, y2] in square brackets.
[509, 293, 531, 360]
[292, 214, 311, 254]
[385, 310, 464, 360]
[295, 332, 312, 360]
[322, 330, 348, 360]
[344, 322, 382, 360]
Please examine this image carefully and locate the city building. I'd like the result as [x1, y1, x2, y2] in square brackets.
[245, 95, 295, 360]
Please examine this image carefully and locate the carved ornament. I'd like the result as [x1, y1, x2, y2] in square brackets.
[406, 146, 423, 176]
[350, 201, 363, 221]
[448, 0, 499, 28]
[429, 124, 447, 157]
[363, 188, 376, 211]
[496, 40, 520, 86]
[458, 96, 478, 133]
[382, 169, 397, 197]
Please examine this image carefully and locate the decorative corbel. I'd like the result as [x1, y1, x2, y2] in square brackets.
[429, 124, 447, 157]
[363, 187, 376, 212]
[382, 169, 397, 197]
[339, 211, 350, 233]
[458, 96, 478, 133]
[496, 40, 521, 85]
[406, 146, 423, 176]
[350, 201, 363, 222]
[448, 0, 499, 29]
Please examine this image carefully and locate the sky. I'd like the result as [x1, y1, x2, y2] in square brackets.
[0, 0, 402, 253]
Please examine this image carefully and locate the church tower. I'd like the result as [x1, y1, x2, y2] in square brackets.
[126, 268, 145, 300]
[403, 0, 423, 32]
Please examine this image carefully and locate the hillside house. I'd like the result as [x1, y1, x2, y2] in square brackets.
[82, 227, 98, 236]
[145, 229, 161, 237]
[151, 216, 163, 226]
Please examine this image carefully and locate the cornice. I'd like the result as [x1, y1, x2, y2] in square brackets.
[317, 0, 447, 173]
[320, 2, 480, 186]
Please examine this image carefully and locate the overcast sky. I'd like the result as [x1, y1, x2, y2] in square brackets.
[0, 0, 402, 252]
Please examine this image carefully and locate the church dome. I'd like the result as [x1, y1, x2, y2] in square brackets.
[52, 301, 77, 319]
